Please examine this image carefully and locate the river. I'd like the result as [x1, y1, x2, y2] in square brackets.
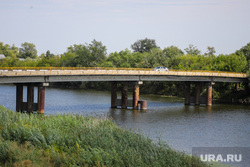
[0, 84, 249, 154]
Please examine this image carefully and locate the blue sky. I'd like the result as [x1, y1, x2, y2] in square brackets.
[0, 0, 249, 55]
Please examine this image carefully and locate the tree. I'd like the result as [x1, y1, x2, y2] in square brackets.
[106, 49, 143, 68]
[60, 52, 76, 67]
[0, 42, 18, 58]
[236, 42, 250, 61]
[88, 39, 107, 66]
[131, 38, 158, 53]
[163, 46, 184, 68]
[45, 50, 55, 58]
[18, 42, 37, 59]
[149, 48, 166, 67]
[212, 53, 247, 72]
[205, 46, 216, 56]
[184, 44, 201, 56]
[69, 44, 90, 67]
[64, 40, 107, 67]
[163, 46, 183, 58]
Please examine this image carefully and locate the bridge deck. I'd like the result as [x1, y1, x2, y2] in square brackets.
[0, 67, 248, 83]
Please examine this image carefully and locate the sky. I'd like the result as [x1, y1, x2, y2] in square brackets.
[0, 0, 250, 56]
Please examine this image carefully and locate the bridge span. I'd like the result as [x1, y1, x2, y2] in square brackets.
[0, 67, 247, 83]
[0, 67, 248, 113]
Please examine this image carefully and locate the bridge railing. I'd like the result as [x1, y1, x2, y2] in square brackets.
[0, 67, 247, 78]
[0, 67, 152, 71]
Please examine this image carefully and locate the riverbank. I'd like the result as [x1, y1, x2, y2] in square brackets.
[0, 106, 208, 167]
[216, 89, 250, 105]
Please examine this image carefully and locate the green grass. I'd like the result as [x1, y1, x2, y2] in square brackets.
[0, 105, 209, 167]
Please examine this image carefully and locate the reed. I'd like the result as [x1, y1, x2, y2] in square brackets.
[0, 105, 208, 167]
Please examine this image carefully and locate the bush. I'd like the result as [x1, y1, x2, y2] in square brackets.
[0, 106, 208, 167]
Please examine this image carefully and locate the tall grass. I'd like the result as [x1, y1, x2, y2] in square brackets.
[0, 105, 208, 167]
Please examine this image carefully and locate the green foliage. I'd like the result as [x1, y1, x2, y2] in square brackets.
[173, 53, 247, 72]
[236, 42, 250, 61]
[64, 39, 107, 67]
[0, 106, 208, 167]
[0, 57, 19, 67]
[88, 39, 107, 66]
[236, 42, 250, 75]
[163, 45, 183, 59]
[0, 42, 18, 58]
[37, 54, 61, 67]
[174, 54, 209, 70]
[212, 53, 247, 72]
[45, 50, 54, 58]
[0, 142, 11, 163]
[131, 38, 159, 53]
[105, 49, 144, 68]
[18, 42, 38, 59]
[1, 40, 248, 73]
[184, 44, 201, 56]
[60, 52, 76, 67]
[205, 46, 216, 56]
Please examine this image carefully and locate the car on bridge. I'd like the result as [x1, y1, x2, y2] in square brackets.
[152, 67, 169, 71]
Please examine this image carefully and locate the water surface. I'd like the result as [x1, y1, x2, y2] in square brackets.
[0, 84, 249, 154]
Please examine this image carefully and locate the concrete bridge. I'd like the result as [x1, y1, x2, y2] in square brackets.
[0, 67, 248, 113]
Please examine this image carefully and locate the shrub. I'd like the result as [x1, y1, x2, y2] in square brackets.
[0, 106, 208, 167]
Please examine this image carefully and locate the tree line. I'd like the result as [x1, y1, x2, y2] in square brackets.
[1, 39, 249, 73]
[1, 39, 249, 101]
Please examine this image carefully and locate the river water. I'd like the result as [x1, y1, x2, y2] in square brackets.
[0, 84, 249, 154]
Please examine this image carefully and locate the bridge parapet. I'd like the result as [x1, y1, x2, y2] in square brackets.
[0, 68, 247, 78]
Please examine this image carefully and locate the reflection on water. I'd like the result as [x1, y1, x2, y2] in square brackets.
[0, 84, 250, 153]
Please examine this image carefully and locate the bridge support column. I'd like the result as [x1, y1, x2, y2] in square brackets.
[185, 82, 190, 105]
[207, 82, 214, 106]
[16, 84, 23, 112]
[110, 81, 144, 109]
[185, 82, 213, 106]
[111, 82, 117, 108]
[27, 85, 34, 113]
[38, 86, 45, 114]
[235, 83, 240, 91]
[195, 83, 201, 105]
[121, 84, 128, 109]
[15, 83, 48, 113]
[133, 84, 139, 109]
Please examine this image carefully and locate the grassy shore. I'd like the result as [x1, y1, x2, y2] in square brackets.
[0, 106, 208, 167]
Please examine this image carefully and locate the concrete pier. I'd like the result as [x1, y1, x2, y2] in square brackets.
[111, 82, 117, 108]
[185, 82, 214, 106]
[38, 86, 45, 114]
[16, 84, 23, 112]
[185, 82, 190, 105]
[111, 81, 145, 110]
[133, 84, 139, 109]
[15, 83, 47, 113]
[139, 100, 147, 110]
[27, 85, 34, 113]
[195, 83, 201, 105]
[207, 82, 213, 106]
[121, 84, 128, 109]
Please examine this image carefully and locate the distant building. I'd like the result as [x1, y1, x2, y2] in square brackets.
[0, 54, 5, 59]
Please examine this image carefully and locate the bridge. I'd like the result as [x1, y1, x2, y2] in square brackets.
[0, 67, 248, 113]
